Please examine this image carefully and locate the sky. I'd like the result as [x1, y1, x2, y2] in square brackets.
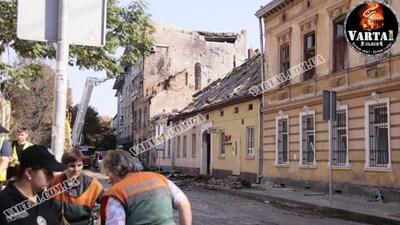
[68, 0, 271, 117]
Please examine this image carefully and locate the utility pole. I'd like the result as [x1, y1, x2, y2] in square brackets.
[323, 90, 336, 205]
[17, 0, 107, 161]
[51, 0, 69, 161]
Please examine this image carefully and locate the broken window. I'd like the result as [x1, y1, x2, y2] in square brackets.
[195, 62, 201, 90]
[279, 44, 290, 87]
[333, 16, 347, 72]
[304, 32, 315, 81]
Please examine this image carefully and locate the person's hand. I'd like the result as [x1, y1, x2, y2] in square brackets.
[9, 156, 16, 162]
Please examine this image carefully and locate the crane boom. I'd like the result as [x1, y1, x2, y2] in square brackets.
[71, 77, 111, 147]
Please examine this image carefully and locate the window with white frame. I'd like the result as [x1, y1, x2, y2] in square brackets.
[365, 99, 390, 168]
[220, 131, 226, 156]
[300, 112, 315, 165]
[247, 127, 255, 155]
[177, 136, 181, 158]
[332, 108, 348, 166]
[183, 135, 187, 158]
[192, 134, 196, 157]
[277, 117, 289, 164]
[167, 139, 171, 158]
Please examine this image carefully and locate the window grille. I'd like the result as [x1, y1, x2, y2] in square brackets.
[301, 115, 314, 165]
[332, 110, 347, 166]
[369, 104, 389, 167]
[247, 127, 255, 155]
[277, 119, 288, 164]
[220, 132, 226, 155]
[280, 44, 290, 87]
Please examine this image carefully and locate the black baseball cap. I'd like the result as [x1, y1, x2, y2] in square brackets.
[20, 145, 67, 172]
[0, 124, 9, 133]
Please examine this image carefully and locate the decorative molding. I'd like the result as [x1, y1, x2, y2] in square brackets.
[302, 85, 314, 94]
[278, 91, 289, 100]
[277, 27, 292, 45]
[326, 2, 350, 19]
[299, 14, 318, 33]
[331, 77, 346, 87]
[367, 66, 387, 79]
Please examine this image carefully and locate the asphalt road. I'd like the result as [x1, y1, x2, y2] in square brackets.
[175, 187, 368, 225]
[90, 171, 367, 225]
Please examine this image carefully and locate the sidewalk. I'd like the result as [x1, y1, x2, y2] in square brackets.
[209, 184, 400, 225]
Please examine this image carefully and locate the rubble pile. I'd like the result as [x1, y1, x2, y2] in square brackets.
[163, 172, 251, 190]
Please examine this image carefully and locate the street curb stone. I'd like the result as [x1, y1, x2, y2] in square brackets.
[209, 186, 400, 225]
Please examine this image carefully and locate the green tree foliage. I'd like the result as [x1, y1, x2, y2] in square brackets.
[70, 104, 101, 146]
[0, 0, 155, 88]
[8, 65, 56, 147]
[94, 117, 116, 150]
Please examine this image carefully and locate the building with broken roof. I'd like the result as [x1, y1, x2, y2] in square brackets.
[113, 23, 247, 165]
[155, 51, 262, 182]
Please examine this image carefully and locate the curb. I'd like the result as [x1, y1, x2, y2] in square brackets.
[209, 186, 400, 225]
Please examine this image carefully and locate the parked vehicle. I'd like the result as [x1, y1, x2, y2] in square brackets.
[92, 151, 106, 172]
[79, 146, 96, 169]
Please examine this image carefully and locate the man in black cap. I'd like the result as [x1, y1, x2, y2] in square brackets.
[0, 123, 11, 190]
[0, 145, 68, 225]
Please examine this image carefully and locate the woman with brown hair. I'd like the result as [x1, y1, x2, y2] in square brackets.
[0, 145, 68, 224]
[50, 148, 104, 225]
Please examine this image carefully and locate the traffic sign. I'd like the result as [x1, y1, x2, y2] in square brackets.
[17, 0, 106, 46]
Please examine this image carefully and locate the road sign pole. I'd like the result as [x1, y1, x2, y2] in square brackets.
[329, 90, 333, 205]
[51, 0, 70, 161]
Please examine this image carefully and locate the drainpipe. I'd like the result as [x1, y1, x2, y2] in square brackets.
[256, 16, 265, 184]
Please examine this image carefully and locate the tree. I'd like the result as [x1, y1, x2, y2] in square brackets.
[0, 0, 155, 87]
[69, 104, 101, 146]
[8, 64, 56, 146]
[94, 117, 116, 150]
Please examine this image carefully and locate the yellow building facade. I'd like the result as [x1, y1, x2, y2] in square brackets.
[257, 0, 400, 200]
[207, 99, 260, 180]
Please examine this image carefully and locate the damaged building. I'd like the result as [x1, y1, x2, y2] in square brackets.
[113, 23, 247, 165]
[156, 51, 262, 182]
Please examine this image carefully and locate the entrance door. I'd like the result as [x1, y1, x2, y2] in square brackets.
[231, 134, 241, 175]
[201, 130, 211, 175]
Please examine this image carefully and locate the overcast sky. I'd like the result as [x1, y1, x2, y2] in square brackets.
[68, 0, 271, 117]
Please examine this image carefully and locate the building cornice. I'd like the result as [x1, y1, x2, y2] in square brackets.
[256, 0, 294, 18]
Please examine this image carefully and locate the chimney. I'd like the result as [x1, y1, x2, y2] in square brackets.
[248, 48, 256, 59]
